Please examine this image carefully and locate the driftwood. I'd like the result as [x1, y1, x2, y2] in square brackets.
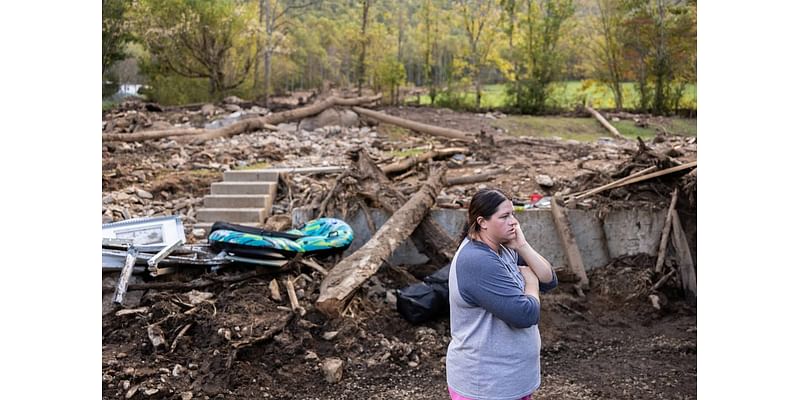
[354, 149, 457, 267]
[585, 106, 626, 140]
[102, 94, 382, 143]
[400, 168, 504, 197]
[285, 277, 305, 316]
[381, 147, 469, 175]
[670, 209, 697, 303]
[112, 247, 139, 305]
[551, 195, 589, 291]
[316, 165, 447, 317]
[615, 161, 697, 187]
[446, 168, 503, 186]
[569, 166, 658, 201]
[655, 189, 680, 273]
[568, 162, 696, 201]
[352, 106, 474, 141]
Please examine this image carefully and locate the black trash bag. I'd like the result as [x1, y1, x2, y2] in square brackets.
[424, 263, 450, 301]
[396, 263, 451, 324]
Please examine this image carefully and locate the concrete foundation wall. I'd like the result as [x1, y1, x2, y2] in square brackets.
[294, 207, 669, 270]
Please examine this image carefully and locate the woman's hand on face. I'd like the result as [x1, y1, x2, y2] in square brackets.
[506, 224, 529, 250]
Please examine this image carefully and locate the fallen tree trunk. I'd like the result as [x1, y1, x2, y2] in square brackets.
[445, 168, 503, 186]
[585, 106, 626, 140]
[102, 94, 382, 143]
[381, 147, 469, 175]
[355, 148, 457, 266]
[316, 165, 447, 318]
[352, 106, 474, 141]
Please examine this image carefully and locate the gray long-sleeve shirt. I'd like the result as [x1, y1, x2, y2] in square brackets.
[446, 238, 558, 400]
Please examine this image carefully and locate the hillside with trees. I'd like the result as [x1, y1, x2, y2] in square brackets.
[103, 0, 696, 114]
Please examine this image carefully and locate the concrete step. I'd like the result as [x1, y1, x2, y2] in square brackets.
[223, 169, 279, 182]
[210, 181, 276, 195]
[193, 221, 262, 233]
[196, 208, 266, 223]
[203, 194, 271, 209]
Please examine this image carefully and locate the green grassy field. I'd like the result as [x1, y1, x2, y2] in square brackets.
[491, 114, 696, 142]
[410, 81, 697, 110]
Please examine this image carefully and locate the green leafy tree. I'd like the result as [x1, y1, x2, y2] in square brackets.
[508, 0, 574, 112]
[102, 0, 132, 76]
[131, 0, 260, 99]
[621, 0, 695, 114]
[590, 0, 626, 110]
[457, 0, 501, 109]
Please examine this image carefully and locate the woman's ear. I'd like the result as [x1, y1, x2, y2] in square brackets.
[476, 216, 486, 230]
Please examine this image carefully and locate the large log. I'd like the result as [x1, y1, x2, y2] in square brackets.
[550, 194, 590, 290]
[316, 165, 447, 317]
[102, 94, 382, 143]
[381, 147, 469, 175]
[355, 148, 457, 266]
[352, 106, 474, 141]
[585, 106, 627, 140]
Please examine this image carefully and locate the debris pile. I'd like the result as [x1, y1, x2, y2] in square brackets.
[102, 97, 697, 399]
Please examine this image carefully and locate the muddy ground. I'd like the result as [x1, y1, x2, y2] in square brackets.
[102, 99, 696, 399]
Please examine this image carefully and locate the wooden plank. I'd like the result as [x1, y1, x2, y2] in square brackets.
[550, 195, 589, 290]
[670, 209, 697, 303]
[655, 189, 679, 273]
[613, 162, 697, 187]
[572, 166, 658, 200]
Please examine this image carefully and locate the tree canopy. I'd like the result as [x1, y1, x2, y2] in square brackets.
[104, 0, 696, 113]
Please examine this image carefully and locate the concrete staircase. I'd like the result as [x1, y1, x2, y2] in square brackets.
[195, 169, 279, 232]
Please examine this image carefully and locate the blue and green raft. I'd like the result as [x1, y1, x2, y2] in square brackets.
[208, 218, 354, 260]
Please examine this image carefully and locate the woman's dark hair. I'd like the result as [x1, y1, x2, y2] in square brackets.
[462, 188, 512, 240]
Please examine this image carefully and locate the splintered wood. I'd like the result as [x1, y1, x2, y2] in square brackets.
[315, 165, 447, 317]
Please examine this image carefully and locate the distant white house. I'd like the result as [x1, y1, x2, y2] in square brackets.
[118, 83, 143, 96]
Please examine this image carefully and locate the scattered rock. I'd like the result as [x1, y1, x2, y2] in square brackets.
[135, 189, 153, 199]
[321, 358, 344, 383]
[224, 96, 245, 104]
[322, 331, 339, 341]
[147, 325, 166, 348]
[173, 364, 187, 377]
[535, 175, 555, 187]
[191, 228, 206, 239]
[201, 104, 216, 116]
[264, 214, 292, 231]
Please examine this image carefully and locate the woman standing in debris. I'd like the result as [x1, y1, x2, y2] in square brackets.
[446, 188, 558, 400]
